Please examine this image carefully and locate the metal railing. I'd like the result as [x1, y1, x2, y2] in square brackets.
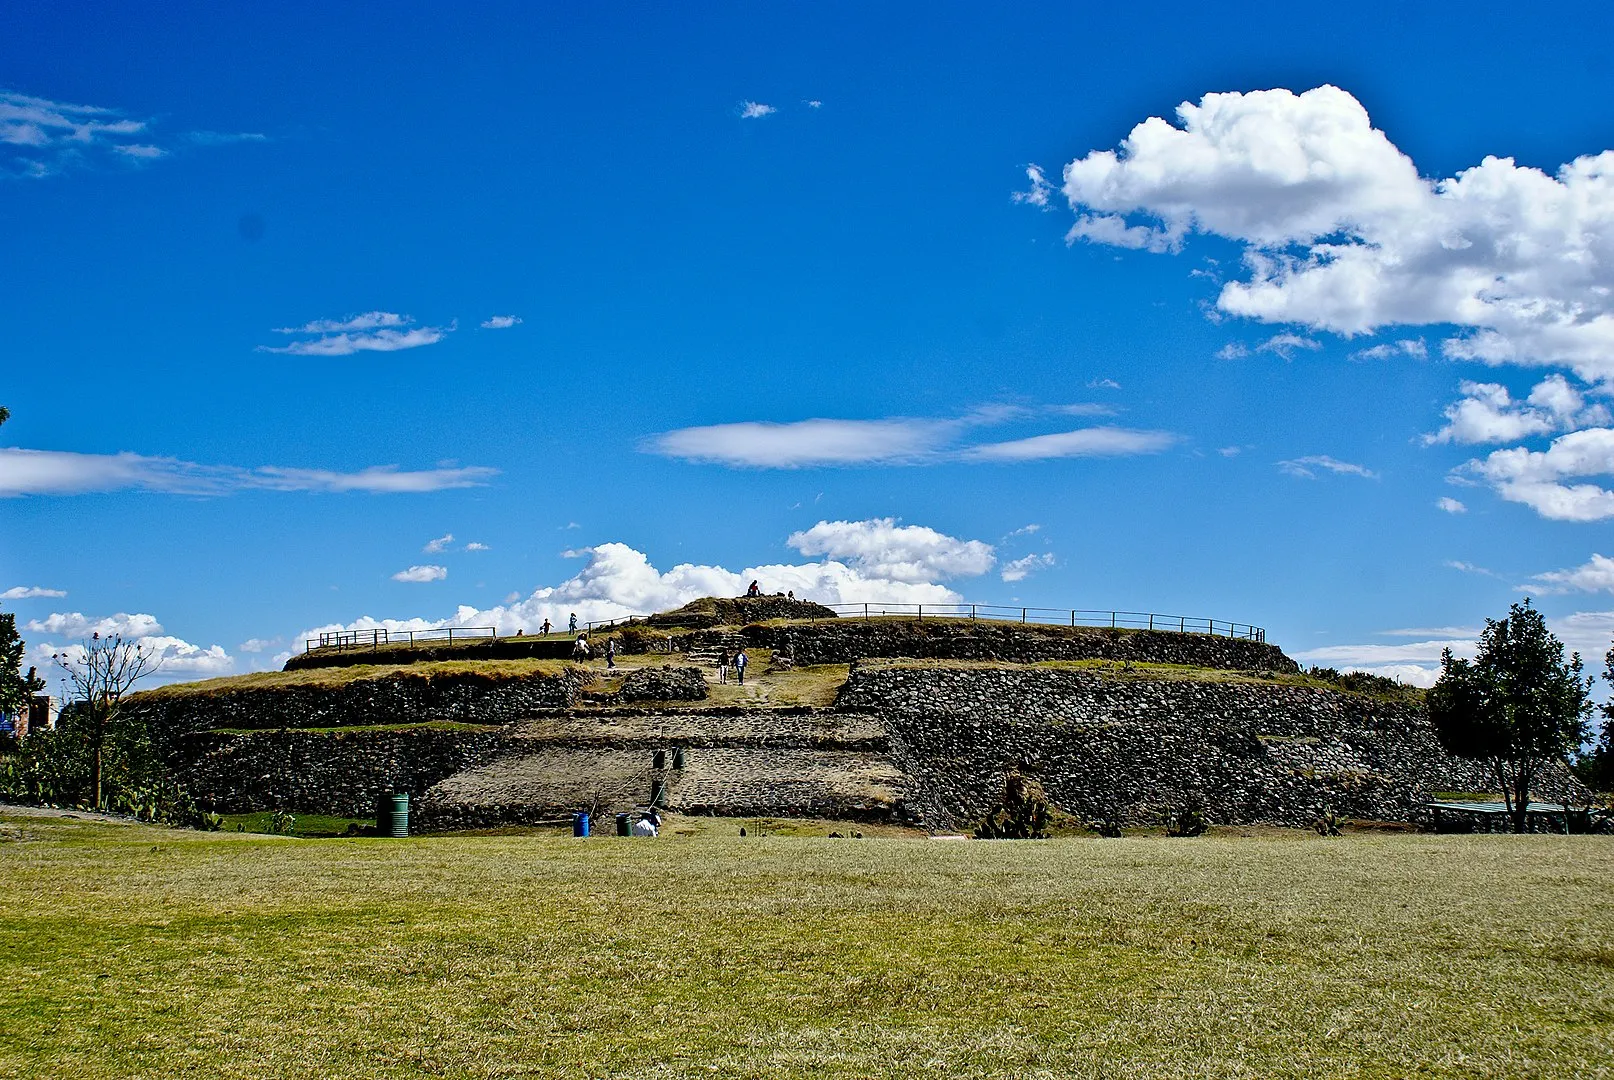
[305, 603, 1265, 653]
[813, 603, 1265, 642]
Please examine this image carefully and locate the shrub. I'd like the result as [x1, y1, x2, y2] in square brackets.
[974, 771, 1050, 839]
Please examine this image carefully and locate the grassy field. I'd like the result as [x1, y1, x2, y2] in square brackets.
[1, 812, 1610, 1079]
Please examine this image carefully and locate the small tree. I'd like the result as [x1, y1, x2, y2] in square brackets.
[1, 612, 46, 722]
[53, 633, 160, 810]
[1427, 600, 1592, 832]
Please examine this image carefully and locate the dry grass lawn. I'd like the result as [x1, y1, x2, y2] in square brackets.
[1, 811, 1610, 1079]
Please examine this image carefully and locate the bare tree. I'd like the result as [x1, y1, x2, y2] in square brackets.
[53, 633, 160, 810]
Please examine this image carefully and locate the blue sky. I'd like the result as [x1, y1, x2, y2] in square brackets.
[5, 1, 1614, 687]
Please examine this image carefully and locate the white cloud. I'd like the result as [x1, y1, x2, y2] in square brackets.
[964, 427, 1179, 461]
[787, 518, 995, 582]
[1463, 427, 1614, 520]
[0, 448, 497, 497]
[1000, 553, 1056, 582]
[25, 612, 163, 638]
[275, 312, 411, 334]
[1, 586, 66, 599]
[1044, 84, 1614, 383]
[1436, 496, 1467, 513]
[423, 533, 454, 554]
[739, 102, 776, 119]
[1255, 332, 1321, 360]
[1277, 455, 1378, 480]
[392, 565, 448, 583]
[480, 315, 521, 329]
[1293, 637, 1477, 689]
[295, 522, 1003, 647]
[1, 91, 151, 176]
[1013, 165, 1054, 208]
[647, 418, 950, 467]
[648, 412, 1181, 468]
[1351, 338, 1427, 362]
[260, 314, 450, 357]
[1425, 376, 1610, 446]
[1528, 553, 1614, 594]
[464, 542, 490, 552]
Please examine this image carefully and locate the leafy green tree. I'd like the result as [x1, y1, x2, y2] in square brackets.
[1, 612, 46, 725]
[1427, 600, 1592, 831]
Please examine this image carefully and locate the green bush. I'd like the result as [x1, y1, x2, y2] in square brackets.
[975, 772, 1050, 839]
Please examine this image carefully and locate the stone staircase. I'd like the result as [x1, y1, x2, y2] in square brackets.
[685, 631, 751, 668]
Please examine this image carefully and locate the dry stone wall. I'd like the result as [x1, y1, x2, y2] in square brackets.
[175, 725, 505, 817]
[128, 667, 589, 751]
[745, 621, 1294, 673]
[835, 665, 1509, 830]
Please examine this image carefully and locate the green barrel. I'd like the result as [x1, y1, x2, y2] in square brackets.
[389, 792, 410, 838]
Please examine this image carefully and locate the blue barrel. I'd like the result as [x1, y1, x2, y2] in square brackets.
[572, 811, 590, 837]
[389, 793, 410, 838]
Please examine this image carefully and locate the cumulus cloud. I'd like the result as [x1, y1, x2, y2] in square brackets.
[294, 521, 1006, 647]
[0, 448, 496, 497]
[787, 519, 995, 582]
[423, 533, 454, 554]
[1042, 84, 1614, 383]
[392, 565, 448, 583]
[2, 585, 66, 599]
[1436, 496, 1467, 514]
[1277, 455, 1378, 480]
[260, 312, 451, 356]
[1462, 428, 1614, 521]
[647, 411, 1179, 468]
[25, 612, 162, 638]
[1000, 553, 1055, 582]
[739, 102, 776, 119]
[480, 315, 521, 329]
[1528, 553, 1614, 594]
[1425, 376, 1610, 446]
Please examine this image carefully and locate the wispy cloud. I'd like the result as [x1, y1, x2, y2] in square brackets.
[647, 409, 1179, 468]
[1, 585, 66, 599]
[1277, 455, 1378, 480]
[965, 427, 1179, 461]
[1, 90, 260, 178]
[739, 101, 776, 119]
[480, 315, 521, 330]
[1256, 332, 1322, 360]
[260, 312, 451, 356]
[1350, 338, 1427, 362]
[0, 448, 497, 497]
[392, 565, 448, 583]
[1000, 552, 1055, 582]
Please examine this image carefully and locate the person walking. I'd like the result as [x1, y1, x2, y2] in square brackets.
[734, 648, 748, 685]
[717, 648, 729, 685]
